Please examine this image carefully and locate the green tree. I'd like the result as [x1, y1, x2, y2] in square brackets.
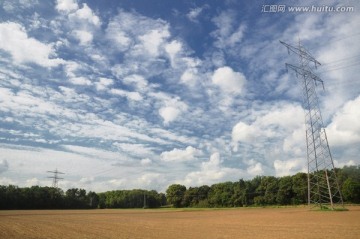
[65, 188, 87, 208]
[87, 191, 99, 208]
[342, 178, 360, 203]
[276, 176, 293, 205]
[182, 187, 199, 207]
[4, 185, 21, 209]
[232, 179, 246, 207]
[166, 184, 186, 207]
[97, 193, 106, 208]
[158, 193, 167, 206]
[292, 172, 307, 204]
[208, 182, 234, 207]
[338, 165, 360, 185]
[0, 185, 6, 209]
[247, 176, 262, 205]
[195, 185, 211, 207]
[255, 176, 278, 205]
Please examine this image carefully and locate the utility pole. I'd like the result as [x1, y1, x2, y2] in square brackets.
[280, 40, 344, 210]
[47, 169, 65, 188]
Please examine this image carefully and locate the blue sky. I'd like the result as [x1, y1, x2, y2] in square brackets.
[0, 0, 359, 192]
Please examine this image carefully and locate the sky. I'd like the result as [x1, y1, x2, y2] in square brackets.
[0, 0, 359, 193]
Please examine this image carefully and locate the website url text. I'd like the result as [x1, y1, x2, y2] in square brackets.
[262, 5, 355, 13]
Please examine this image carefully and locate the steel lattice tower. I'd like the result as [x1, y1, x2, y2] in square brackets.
[47, 169, 65, 188]
[280, 40, 344, 209]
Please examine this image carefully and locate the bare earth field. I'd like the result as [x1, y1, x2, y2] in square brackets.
[1, 206, 359, 239]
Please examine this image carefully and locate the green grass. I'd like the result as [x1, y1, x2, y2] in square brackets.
[311, 205, 349, 212]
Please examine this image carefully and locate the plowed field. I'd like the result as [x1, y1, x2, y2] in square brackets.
[1, 206, 359, 239]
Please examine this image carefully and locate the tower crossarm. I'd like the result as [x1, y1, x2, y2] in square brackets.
[47, 170, 65, 175]
[280, 40, 321, 67]
[47, 169, 65, 188]
[285, 63, 324, 89]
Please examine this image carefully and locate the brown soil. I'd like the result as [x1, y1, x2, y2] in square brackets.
[1, 206, 359, 239]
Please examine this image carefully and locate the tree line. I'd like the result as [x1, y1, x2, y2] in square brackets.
[97, 189, 167, 208]
[0, 165, 359, 209]
[0, 186, 100, 209]
[0, 187, 165, 210]
[166, 166, 360, 208]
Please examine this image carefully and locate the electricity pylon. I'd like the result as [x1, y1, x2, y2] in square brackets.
[280, 40, 344, 210]
[47, 169, 65, 188]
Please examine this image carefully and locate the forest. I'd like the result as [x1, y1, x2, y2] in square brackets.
[0, 165, 359, 209]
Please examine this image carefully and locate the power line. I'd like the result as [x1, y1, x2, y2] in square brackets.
[322, 32, 360, 46]
[318, 60, 360, 74]
[309, 32, 360, 51]
[321, 54, 360, 66]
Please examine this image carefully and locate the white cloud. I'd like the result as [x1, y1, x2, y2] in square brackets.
[156, 95, 188, 125]
[122, 74, 148, 91]
[73, 30, 93, 45]
[0, 84, 171, 149]
[230, 102, 306, 175]
[56, 0, 78, 13]
[69, 3, 100, 27]
[113, 143, 155, 158]
[2, 0, 39, 12]
[212, 66, 246, 94]
[106, 10, 169, 55]
[165, 40, 182, 67]
[210, 51, 226, 67]
[79, 177, 94, 184]
[228, 24, 246, 47]
[136, 173, 162, 188]
[0, 177, 16, 185]
[27, 13, 40, 30]
[69, 76, 92, 85]
[110, 88, 143, 101]
[202, 152, 221, 171]
[274, 158, 305, 177]
[232, 122, 259, 146]
[0, 87, 74, 119]
[140, 158, 152, 166]
[187, 7, 204, 22]
[0, 159, 9, 173]
[282, 127, 305, 156]
[160, 146, 202, 162]
[138, 28, 170, 57]
[182, 152, 242, 186]
[180, 68, 199, 86]
[95, 77, 114, 91]
[25, 177, 41, 187]
[0, 22, 64, 67]
[256, 103, 303, 130]
[232, 102, 304, 150]
[0, 144, 109, 184]
[64, 61, 80, 78]
[0, 143, 165, 192]
[106, 24, 131, 52]
[62, 145, 121, 161]
[246, 162, 264, 176]
[326, 95, 360, 146]
[159, 106, 181, 125]
[211, 10, 246, 48]
[334, 159, 356, 168]
[212, 11, 234, 41]
[105, 9, 202, 95]
[100, 173, 167, 191]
